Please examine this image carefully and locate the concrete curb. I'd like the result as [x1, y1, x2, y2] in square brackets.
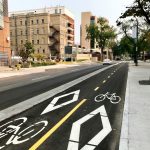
[119, 64, 129, 150]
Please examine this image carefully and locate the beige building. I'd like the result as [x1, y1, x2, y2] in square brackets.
[81, 12, 113, 60]
[9, 6, 74, 60]
[81, 12, 98, 51]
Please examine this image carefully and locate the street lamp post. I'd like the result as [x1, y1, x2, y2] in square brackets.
[125, 6, 138, 66]
[132, 18, 138, 66]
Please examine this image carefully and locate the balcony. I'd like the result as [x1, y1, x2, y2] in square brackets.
[68, 40, 74, 44]
[67, 33, 74, 38]
[67, 27, 74, 31]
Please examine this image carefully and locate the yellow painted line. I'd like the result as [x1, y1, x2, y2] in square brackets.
[29, 99, 87, 150]
[94, 87, 99, 91]
[103, 80, 106, 83]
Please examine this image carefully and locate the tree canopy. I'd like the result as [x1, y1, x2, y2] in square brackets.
[19, 42, 35, 62]
[120, 0, 150, 25]
[86, 17, 116, 60]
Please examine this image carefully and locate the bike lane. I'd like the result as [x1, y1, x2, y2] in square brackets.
[0, 63, 128, 150]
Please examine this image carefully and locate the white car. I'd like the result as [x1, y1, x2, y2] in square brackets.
[102, 59, 112, 65]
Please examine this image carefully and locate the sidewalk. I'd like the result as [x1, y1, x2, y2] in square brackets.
[119, 61, 150, 150]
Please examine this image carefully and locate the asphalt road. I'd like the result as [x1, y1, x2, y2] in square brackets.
[0, 63, 101, 92]
[0, 62, 128, 150]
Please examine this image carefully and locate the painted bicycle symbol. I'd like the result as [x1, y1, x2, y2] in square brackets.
[0, 117, 48, 149]
[94, 92, 121, 104]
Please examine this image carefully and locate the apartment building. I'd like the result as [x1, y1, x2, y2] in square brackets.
[9, 6, 74, 60]
[81, 12, 113, 60]
[0, 0, 11, 66]
[81, 12, 98, 51]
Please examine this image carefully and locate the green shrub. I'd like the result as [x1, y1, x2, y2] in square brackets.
[31, 61, 56, 67]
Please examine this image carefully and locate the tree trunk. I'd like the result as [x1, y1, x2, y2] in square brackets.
[101, 47, 104, 61]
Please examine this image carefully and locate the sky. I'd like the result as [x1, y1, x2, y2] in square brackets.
[8, 0, 134, 44]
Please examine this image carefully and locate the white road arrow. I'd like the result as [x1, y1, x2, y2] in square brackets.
[67, 105, 112, 150]
[41, 90, 80, 115]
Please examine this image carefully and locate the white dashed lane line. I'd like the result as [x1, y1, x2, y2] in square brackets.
[32, 76, 50, 81]
[94, 87, 99, 91]
[103, 80, 106, 83]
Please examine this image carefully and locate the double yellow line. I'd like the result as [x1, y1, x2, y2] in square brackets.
[29, 99, 87, 150]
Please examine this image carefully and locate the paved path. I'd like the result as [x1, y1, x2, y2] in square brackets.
[0, 62, 127, 150]
[119, 61, 150, 150]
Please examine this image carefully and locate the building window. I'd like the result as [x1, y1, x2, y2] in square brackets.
[21, 40, 23, 44]
[20, 21, 22, 25]
[20, 30, 23, 35]
[25, 20, 27, 25]
[10, 31, 12, 36]
[37, 19, 39, 24]
[43, 49, 45, 53]
[37, 49, 39, 53]
[32, 40, 34, 44]
[42, 19, 44, 24]
[37, 29, 39, 34]
[37, 40, 39, 44]
[31, 20, 34, 25]
[59, 9, 61, 14]
[55, 9, 57, 14]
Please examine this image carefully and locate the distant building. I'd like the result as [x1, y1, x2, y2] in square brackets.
[0, 0, 11, 66]
[80, 12, 98, 51]
[81, 12, 113, 60]
[9, 6, 74, 60]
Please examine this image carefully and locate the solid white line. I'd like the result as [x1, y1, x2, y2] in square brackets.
[32, 76, 50, 81]
[0, 63, 121, 122]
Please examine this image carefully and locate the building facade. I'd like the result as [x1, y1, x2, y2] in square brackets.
[9, 6, 74, 60]
[0, 0, 10, 66]
[81, 12, 113, 60]
[80, 12, 98, 51]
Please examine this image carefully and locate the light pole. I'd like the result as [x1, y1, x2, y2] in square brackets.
[125, 6, 138, 66]
[132, 18, 138, 66]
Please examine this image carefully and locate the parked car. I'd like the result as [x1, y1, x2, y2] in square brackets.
[102, 59, 112, 65]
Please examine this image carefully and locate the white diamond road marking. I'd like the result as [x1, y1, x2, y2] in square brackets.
[0, 62, 121, 122]
[41, 90, 80, 115]
[67, 105, 112, 150]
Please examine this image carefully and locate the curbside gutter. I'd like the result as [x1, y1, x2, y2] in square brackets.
[119, 65, 129, 150]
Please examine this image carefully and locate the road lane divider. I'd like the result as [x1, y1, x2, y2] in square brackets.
[103, 80, 106, 83]
[0, 62, 122, 122]
[32, 76, 50, 81]
[94, 87, 99, 91]
[29, 99, 87, 150]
